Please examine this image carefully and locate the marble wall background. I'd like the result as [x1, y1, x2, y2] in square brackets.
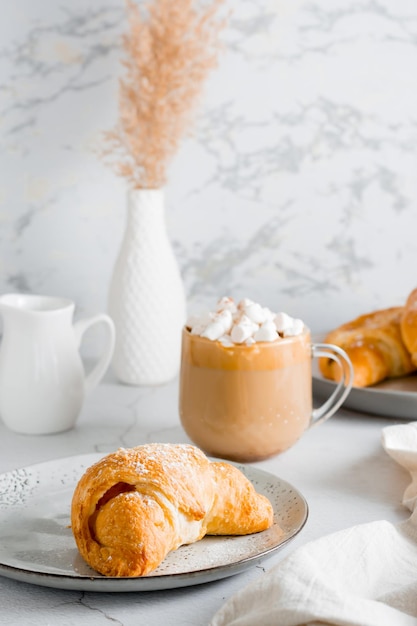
[2, 0, 417, 351]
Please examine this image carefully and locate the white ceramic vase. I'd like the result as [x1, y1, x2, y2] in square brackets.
[108, 189, 187, 385]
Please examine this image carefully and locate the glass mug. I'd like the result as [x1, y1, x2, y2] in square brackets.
[179, 326, 353, 462]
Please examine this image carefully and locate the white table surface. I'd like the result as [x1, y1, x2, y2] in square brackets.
[0, 377, 411, 626]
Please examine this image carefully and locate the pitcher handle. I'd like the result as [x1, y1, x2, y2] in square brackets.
[311, 343, 353, 427]
[74, 314, 115, 394]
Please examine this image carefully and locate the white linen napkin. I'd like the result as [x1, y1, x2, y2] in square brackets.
[210, 422, 417, 626]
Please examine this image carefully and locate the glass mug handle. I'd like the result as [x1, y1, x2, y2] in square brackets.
[311, 343, 353, 427]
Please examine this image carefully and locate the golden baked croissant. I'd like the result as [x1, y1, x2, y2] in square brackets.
[71, 443, 274, 577]
[400, 288, 417, 367]
[319, 306, 417, 387]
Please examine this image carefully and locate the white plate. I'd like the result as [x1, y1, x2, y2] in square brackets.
[0, 453, 308, 592]
[312, 346, 417, 420]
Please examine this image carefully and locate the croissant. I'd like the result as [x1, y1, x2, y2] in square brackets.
[400, 288, 417, 367]
[71, 443, 274, 577]
[319, 306, 417, 387]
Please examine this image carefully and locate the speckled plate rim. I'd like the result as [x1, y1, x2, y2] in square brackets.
[0, 453, 308, 592]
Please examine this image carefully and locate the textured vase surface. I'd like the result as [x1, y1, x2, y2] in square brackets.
[108, 189, 187, 385]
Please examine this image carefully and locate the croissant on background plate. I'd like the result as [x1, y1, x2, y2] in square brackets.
[319, 287, 417, 388]
[71, 443, 274, 577]
[400, 288, 417, 367]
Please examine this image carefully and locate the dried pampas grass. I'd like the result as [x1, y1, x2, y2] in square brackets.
[103, 0, 226, 189]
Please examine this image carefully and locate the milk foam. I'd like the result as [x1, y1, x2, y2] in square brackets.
[186, 297, 305, 345]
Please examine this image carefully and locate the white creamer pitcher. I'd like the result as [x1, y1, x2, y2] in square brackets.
[0, 293, 115, 435]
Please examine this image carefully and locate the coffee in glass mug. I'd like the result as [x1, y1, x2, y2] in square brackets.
[179, 297, 352, 462]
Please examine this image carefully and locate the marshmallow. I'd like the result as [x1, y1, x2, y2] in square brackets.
[187, 297, 305, 346]
[199, 309, 234, 341]
[218, 335, 234, 347]
[283, 318, 305, 337]
[231, 315, 258, 344]
[237, 298, 253, 311]
[254, 321, 279, 342]
[243, 301, 267, 324]
[190, 324, 206, 336]
[216, 297, 238, 315]
[274, 311, 294, 333]
[263, 307, 276, 322]
[216, 309, 233, 333]
[201, 321, 226, 341]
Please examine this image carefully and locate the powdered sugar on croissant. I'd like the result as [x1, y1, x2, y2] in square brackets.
[71, 443, 274, 577]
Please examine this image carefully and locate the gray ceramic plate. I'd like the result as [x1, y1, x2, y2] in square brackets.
[0, 453, 308, 592]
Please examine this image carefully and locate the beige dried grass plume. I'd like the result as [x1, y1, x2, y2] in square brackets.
[103, 0, 226, 189]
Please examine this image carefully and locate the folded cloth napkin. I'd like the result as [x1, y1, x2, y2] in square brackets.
[210, 422, 417, 626]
